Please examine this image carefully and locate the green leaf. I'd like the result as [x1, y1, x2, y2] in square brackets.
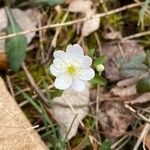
[90, 74, 107, 86]
[88, 48, 95, 58]
[136, 75, 150, 93]
[138, 0, 150, 26]
[5, 7, 27, 71]
[101, 139, 111, 150]
[93, 55, 107, 68]
[33, 0, 64, 6]
[52, 89, 63, 98]
[144, 50, 150, 67]
[121, 55, 148, 77]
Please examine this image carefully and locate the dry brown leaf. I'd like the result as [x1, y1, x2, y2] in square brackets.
[0, 77, 48, 150]
[111, 85, 137, 97]
[145, 134, 150, 150]
[102, 40, 144, 81]
[102, 26, 122, 40]
[111, 77, 150, 104]
[117, 77, 139, 88]
[68, 0, 100, 37]
[0, 53, 8, 70]
[126, 92, 150, 104]
[98, 101, 134, 140]
[68, 0, 92, 13]
[81, 9, 100, 37]
[51, 85, 90, 140]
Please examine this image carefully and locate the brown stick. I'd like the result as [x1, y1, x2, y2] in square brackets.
[21, 62, 51, 107]
[0, 3, 142, 40]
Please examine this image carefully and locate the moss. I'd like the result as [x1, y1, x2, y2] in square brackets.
[86, 33, 97, 50]
[108, 14, 123, 31]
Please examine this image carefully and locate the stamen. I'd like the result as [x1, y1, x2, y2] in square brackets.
[67, 65, 76, 75]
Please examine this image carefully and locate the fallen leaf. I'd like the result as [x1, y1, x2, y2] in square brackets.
[98, 101, 135, 141]
[68, 0, 100, 37]
[68, 0, 92, 13]
[145, 134, 150, 150]
[102, 40, 144, 81]
[102, 26, 122, 40]
[126, 92, 150, 104]
[0, 52, 8, 70]
[117, 77, 140, 88]
[109, 76, 150, 104]
[81, 9, 100, 37]
[111, 85, 137, 97]
[0, 77, 47, 149]
[51, 85, 90, 140]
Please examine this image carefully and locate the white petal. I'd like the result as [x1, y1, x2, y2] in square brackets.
[72, 79, 85, 92]
[50, 64, 64, 76]
[53, 58, 66, 70]
[81, 56, 92, 68]
[79, 68, 95, 80]
[54, 75, 72, 90]
[54, 50, 66, 60]
[66, 44, 84, 57]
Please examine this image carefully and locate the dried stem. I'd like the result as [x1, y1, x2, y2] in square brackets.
[133, 120, 150, 150]
[121, 30, 150, 41]
[0, 3, 142, 40]
[21, 62, 51, 107]
[125, 104, 150, 124]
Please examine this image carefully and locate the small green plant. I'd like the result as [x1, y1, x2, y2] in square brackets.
[5, 7, 27, 71]
[121, 51, 150, 93]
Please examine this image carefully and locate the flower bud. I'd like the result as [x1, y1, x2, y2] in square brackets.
[96, 64, 105, 73]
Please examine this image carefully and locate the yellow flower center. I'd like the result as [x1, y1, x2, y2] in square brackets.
[67, 65, 76, 75]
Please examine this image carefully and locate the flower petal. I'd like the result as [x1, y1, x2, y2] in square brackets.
[66, 44, 84, 57]
[53, 58, 66, 70]
[81, 56, 92, 68]
[50, 64, 64, 77]
[79, 68, 95, 80]
[54, 75, 72, 90]
[54, 50, 66, 60]
[71, 79, 85, 92]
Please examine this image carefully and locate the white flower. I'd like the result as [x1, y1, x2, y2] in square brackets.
[50, 44, 95, 92]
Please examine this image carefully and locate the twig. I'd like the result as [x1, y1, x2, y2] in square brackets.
[64, 114, 78, 141]
[38, 14, 46, 64]
[111, 135, 128, 149]
[125, 104, 150, 124]
[6, 75, 15, 97]
[51, 11, 69, 48]
[133, 120, 150, 150]
[63, 98, 85, 128]
[116, 136, 132, 150]
[0, 3, 142, 40]
[121, 30, 150, 41]
[42, 11, 69, 63]
[21, 62, 51, 107]
[52, 101, 96, 108]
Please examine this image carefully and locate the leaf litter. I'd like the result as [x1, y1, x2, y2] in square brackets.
[51, 84, 90, 140]
[0, 0, 150, 149]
